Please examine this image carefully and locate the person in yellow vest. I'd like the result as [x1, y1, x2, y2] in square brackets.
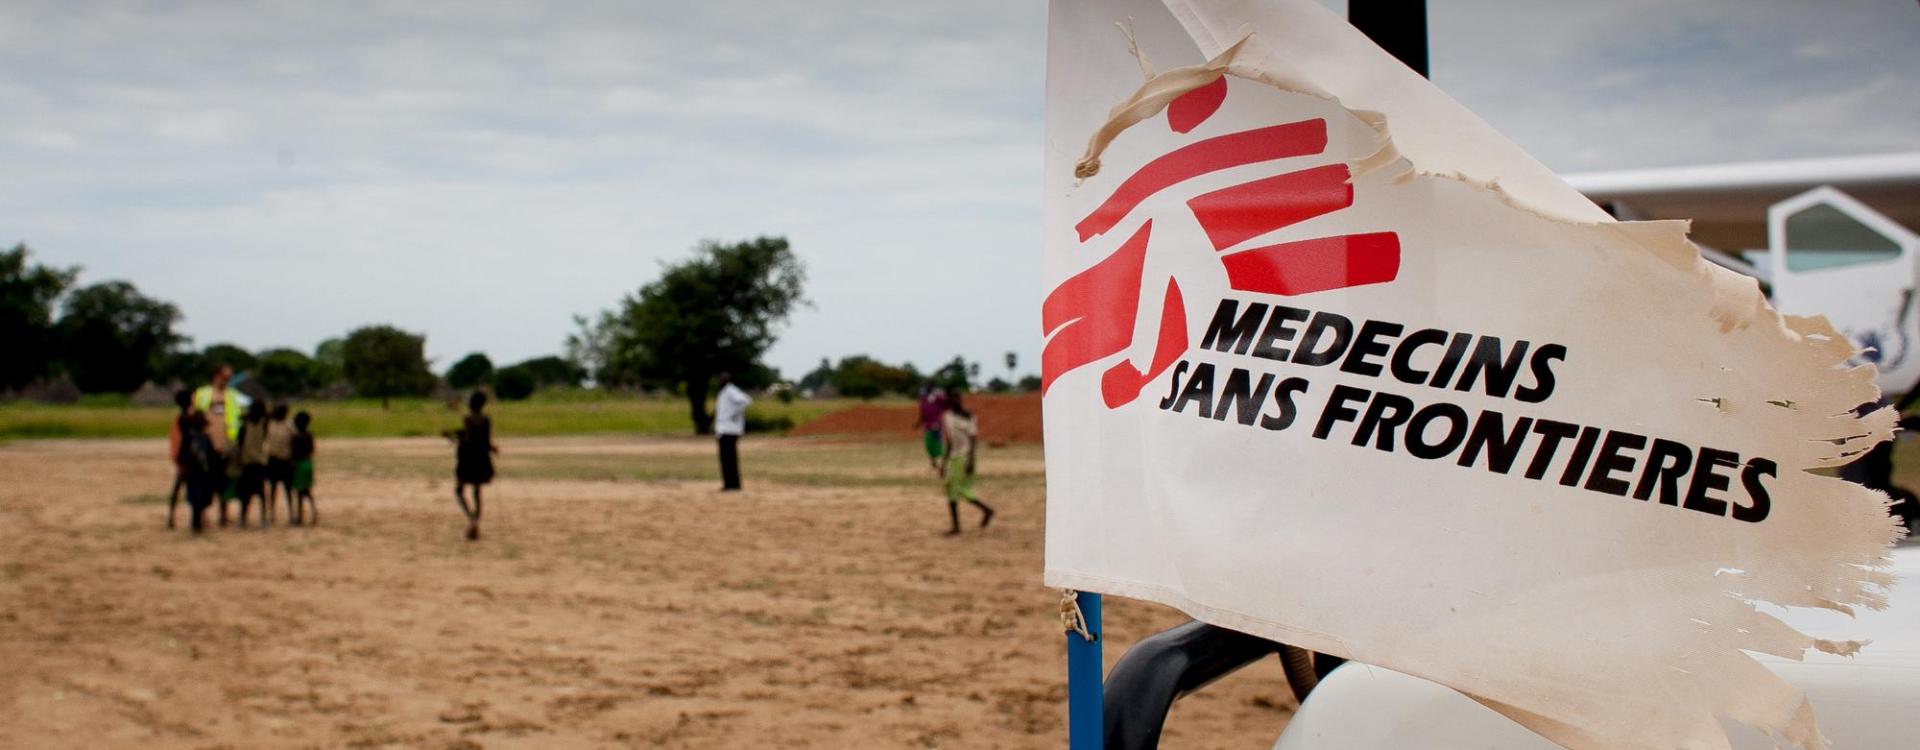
[192, 364, 250, 524]
[192, 364, 248, 451]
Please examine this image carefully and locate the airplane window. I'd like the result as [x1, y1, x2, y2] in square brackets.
[1785, 202, 1900, 271]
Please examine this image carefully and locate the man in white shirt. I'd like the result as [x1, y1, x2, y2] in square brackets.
[713, 372, 752, 491]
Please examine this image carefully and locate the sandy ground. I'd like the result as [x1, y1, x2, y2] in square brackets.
[0, 435, 1297, 749]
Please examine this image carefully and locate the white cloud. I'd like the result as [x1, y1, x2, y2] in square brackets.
[1, 0, 1915, 380]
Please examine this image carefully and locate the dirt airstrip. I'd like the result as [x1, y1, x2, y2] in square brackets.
[0, 435, 1297, 748]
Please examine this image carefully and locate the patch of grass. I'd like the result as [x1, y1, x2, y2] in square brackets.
[292, 437, 1046, 494]
[0, 396, 854, 441]
[118, 493, 170, 506]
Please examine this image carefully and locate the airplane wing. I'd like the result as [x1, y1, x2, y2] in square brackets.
[1567, 152, 1920, 257]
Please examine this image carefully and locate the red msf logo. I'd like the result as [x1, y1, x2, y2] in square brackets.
[1041, 77, 1403, 408]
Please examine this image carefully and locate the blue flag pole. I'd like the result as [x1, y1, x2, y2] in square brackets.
[1066, 590, 1103, 750]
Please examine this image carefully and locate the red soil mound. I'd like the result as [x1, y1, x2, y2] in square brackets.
[793, 393, 1044, 445]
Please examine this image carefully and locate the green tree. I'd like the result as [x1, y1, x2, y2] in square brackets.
[493, 364, 537, 401]
[575, 237, 806, 433]
[797, 357, 833, 393]
[831, 355, 919, 399]
[315, 338, 345, 369]
[312, 337, 346, 388]
[736, 362, 781, 391]
[484, 356, 588, 402]
[0, 244, 78, 391]
[445, 352, 494, 390]
[340, 325, 436, 409]
[256, 348, 327, 398]
[513, 355, 587, 389]
[565, 313, 622, 388]
[201, 343, 257, 373]
[154, 348, 210, 386]
[55, 281, 183, 393]
[931, 355, 973, 391]
[491, 356, 586, 402]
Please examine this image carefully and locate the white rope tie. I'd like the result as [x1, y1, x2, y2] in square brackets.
[1060, 589, 1096, 642]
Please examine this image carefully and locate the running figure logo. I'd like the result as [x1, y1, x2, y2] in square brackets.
[1042, 77, 1403, 408]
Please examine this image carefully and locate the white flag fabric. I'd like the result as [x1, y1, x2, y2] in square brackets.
[1040, 2, 1903, 749]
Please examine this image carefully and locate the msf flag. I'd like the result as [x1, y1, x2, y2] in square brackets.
[1040, 1, 1903, 749]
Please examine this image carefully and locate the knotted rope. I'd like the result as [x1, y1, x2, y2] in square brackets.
[1060, 589, 1096, 642]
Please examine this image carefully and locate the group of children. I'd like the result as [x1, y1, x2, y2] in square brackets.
[917, 384, 995, 536]
[165, 374, 988, 540]
[164, 385, 498, 541]
[168, 389, 317, 533]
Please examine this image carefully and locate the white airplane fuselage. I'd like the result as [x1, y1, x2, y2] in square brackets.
[1757, 186, 1920, 398]
[1571, 160, 1920, 400]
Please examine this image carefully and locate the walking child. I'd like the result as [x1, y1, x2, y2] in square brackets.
[234, 401, 272, 527]
[937, 388, 995, 535]
[289, 411, 318, 525]
[264, 403, 296, 523]
[447, 391, 497, 540]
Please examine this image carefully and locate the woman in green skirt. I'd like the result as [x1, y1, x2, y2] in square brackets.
[938, 389, 995, 535]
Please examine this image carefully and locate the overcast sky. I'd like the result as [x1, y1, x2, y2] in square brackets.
[3, 1, 1917, 381]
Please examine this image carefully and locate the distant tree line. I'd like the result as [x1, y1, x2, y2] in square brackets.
[442, 352, 586, 401]
[4, 244, 187, 395]
[0, 244, 581, 406]
[9, 236, 1039, 422]
[795, 353, 1040, 399]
